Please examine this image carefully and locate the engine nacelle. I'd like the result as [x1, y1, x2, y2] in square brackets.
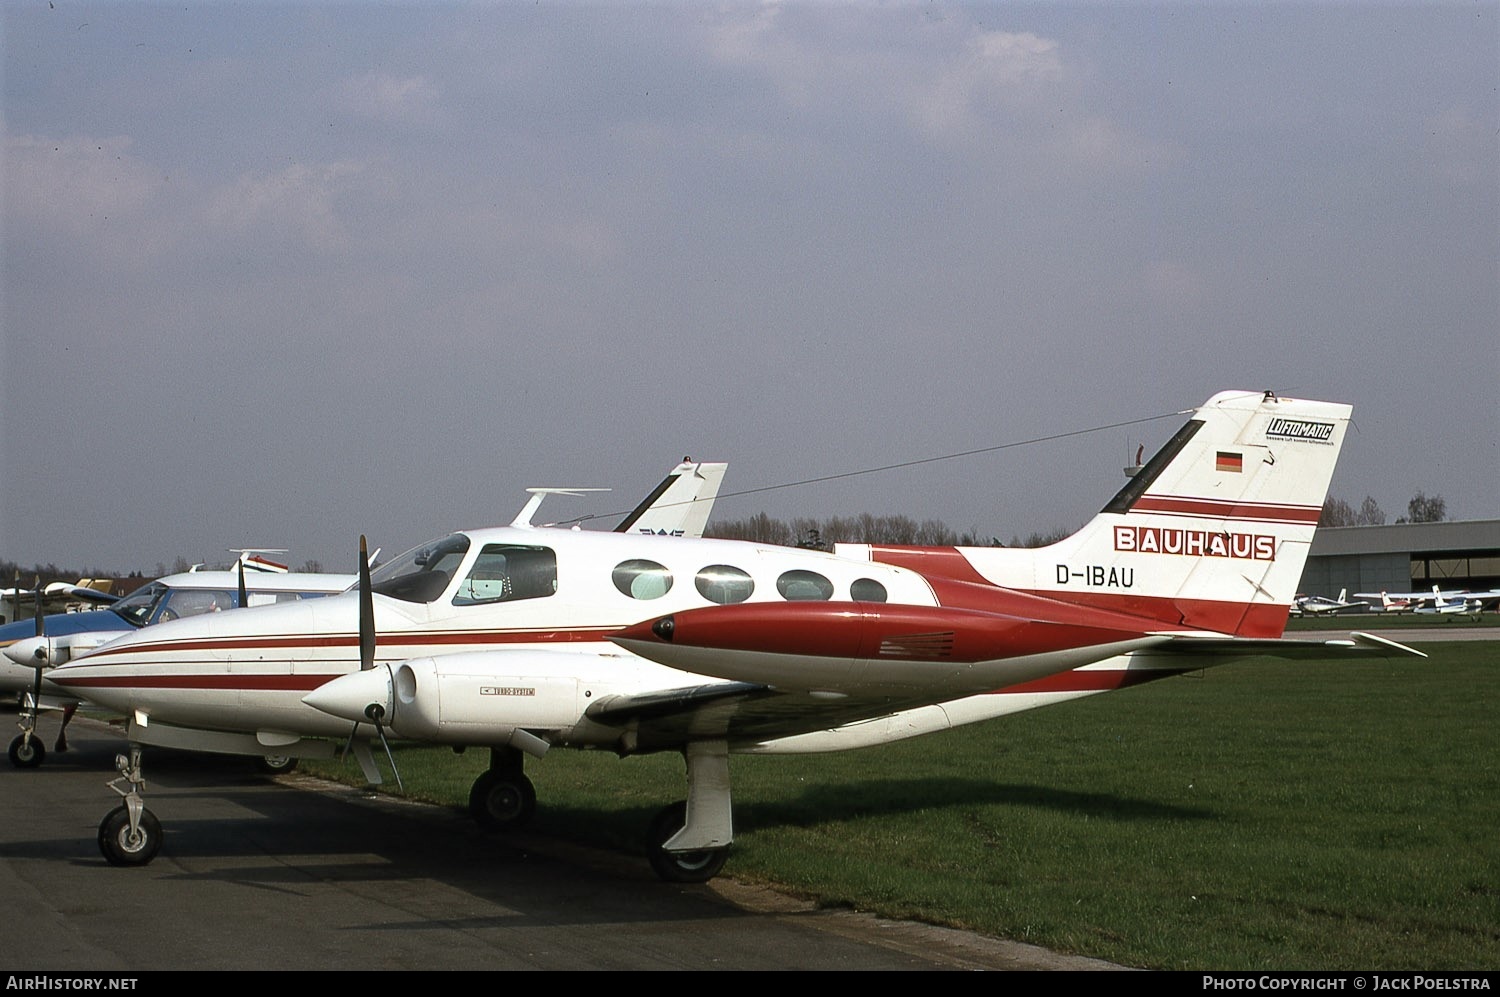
[307, 650, 613, 745]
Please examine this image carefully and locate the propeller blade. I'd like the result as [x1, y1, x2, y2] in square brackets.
[24, 587, 45, 740]
[367, 710, 404, 793]
[358, 535, 375, 672]
[238, 559, 247, 610]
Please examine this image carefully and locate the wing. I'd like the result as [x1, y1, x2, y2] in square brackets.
[42, 582, 118, 605]
[585, 681, 937, 752]
[584, 630, 1425, 753]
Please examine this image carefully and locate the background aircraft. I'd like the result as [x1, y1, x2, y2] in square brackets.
[1355, 585, 1500, 615]
[1289, 589, 1368, 616]
[3, 553, 358, 768]
[45, 392, 1420, 880]
[1412, 585, 1500, 617]
[3, 577, 117, 624]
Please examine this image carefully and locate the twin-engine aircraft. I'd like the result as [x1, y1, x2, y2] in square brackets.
[4, 460, 726, 770]
[44, 392, 1420, 880]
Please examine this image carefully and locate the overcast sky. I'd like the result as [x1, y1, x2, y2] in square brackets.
[3, 2, 1496, 575]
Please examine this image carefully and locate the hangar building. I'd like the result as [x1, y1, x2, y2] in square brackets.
[1298, 519, 1500, 597]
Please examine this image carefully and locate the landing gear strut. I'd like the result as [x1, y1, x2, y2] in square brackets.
[9, 699, 76, 767]
[8, 731, 44, 768]
[647, 801, 729, 883]
[98, 745, 162, 866]
[9, 693, 45, 769]
[647, 740, 733, 883]
[468, 747, 536, 831]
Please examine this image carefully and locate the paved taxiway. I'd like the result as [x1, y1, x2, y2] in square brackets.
[0, 717, 1118, 971]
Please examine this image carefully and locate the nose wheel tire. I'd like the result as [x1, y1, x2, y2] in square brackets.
[646, 801, 729, 884]
[8, 734, 44, 769]
[469, 770, 537, 831]
[98, 806, 162, 866]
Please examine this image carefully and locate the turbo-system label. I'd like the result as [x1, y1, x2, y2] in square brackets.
[1114, 525, 1276, 560]
[1266, 417, 1335, 443]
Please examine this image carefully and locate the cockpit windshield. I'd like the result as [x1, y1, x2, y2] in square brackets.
[110, 582, 170, 627]
[369, 533, 471, 604]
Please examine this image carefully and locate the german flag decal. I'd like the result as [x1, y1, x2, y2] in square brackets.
[1216, 451, 1243, 473]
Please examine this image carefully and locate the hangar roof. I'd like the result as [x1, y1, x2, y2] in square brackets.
[1310, 520, 1500, 556]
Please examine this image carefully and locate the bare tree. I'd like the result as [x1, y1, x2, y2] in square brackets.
[1321, 495, 1387, 527]
[1006, 526, 1077, 548]
[1321, 496, 1357, 527]
[1397, 491, 1447, 524]
[1357, 496, 1386, 525]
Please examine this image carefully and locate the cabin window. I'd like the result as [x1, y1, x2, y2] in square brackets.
[776, 570, 834, 601]
[156, 589, 235, 622]
[850, 578, 888, 602]
[112, 582, 169, 626]
[373, 533, 471, 603]
[613, 559, 674, 600]
[453, 545, 558, 605]
[694, 565, 755, 605]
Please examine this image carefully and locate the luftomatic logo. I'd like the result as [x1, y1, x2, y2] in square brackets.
[1266, 418, 1335, 443]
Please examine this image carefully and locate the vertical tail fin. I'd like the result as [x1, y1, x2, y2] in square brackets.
[1032, 390, 1350, 635]
[846, 391, 1351, 638]
[614, 460, 728, 538]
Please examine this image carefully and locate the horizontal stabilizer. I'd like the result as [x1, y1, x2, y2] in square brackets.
[1154, 630, 1426, 661]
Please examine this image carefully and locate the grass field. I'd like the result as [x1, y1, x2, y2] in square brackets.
[303, 640, 1499, 970]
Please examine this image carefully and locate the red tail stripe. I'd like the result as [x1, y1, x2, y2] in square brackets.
[1130, 495, 1321, 524]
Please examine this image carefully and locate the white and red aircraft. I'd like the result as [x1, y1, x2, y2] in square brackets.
[44, 392, 1419, 880]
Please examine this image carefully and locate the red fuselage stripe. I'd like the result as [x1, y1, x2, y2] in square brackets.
[56, 674, 339, 691]
[78, 627, 621, 661]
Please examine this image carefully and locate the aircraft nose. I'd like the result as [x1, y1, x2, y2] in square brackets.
[303, 667, 392, 725]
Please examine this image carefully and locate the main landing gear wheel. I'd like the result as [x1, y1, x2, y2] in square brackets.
[97, 805, 162, 867]
[469, 770, 537, 831]
[255, 754, 297, 775]
[646, 801, 729, 884]
[8, 733, 44, 769]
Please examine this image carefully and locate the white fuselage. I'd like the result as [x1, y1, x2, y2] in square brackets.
[49, 529, 941, 745]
